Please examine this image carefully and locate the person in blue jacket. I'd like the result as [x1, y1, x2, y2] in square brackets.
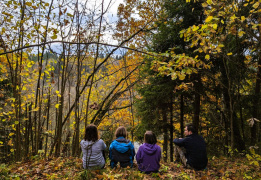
[109, 126, 135, 168]
[173, 123, 208, 170]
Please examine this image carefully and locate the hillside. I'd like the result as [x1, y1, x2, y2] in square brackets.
[1, 154, 260, 179]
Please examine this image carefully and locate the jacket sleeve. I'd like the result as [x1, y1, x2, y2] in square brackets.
[130, 142, 135, 160]
[173, 138, 186, 147]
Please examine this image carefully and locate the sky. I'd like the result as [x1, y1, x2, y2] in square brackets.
[100, 0, 124, 45]
[38, 0, 125, 55]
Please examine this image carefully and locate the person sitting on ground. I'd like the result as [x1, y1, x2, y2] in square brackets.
[173, 123, 208, 170]
[109, 126, 135, 168]
[136, 131, 161, 174]
[80, 124, 107, 169]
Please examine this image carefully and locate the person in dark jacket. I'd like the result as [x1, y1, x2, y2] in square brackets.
[109, 126, 135, 168]
[136, 131, 161, 174]
[173, 123, 208, 170]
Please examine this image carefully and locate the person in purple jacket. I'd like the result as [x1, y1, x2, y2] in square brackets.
[136, 131, 161, 174]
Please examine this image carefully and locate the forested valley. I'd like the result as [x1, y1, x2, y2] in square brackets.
[0, 0, 261, 179]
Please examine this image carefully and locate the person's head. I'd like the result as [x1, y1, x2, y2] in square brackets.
[144, 131, 157, 144]
[115, 126, 127, 138]
[84, 124, 98, 141]
[185, 123, 196, 136]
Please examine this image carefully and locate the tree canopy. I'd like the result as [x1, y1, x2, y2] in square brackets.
[0, 0, 260, 170]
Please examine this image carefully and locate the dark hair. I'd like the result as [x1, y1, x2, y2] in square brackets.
[186, 123, 196, 134]
[144, 131, 157, 144]
[115, 126, 127, 138]
[84, 124, 98, 141]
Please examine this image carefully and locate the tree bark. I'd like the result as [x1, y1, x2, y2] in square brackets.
[169, 94, 174, 162]
[193, 74, 201, 134]
[251, 56, 261, 145]
[162, 107, 168, 162]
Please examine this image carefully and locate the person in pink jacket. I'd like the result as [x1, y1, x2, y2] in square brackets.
[136, 131, 161, 174]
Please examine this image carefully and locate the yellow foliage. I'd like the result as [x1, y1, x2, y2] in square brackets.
[227, 52, 233, 56]
[205, 16, 213, 23]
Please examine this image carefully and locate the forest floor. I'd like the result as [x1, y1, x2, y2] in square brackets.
[1, 154, 261, 180]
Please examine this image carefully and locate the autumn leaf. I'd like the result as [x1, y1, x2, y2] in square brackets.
[25, 2, 32, 6]
[206, 0, 213, 5]
[31, 107, 39, 112]
[192, 25, 199, 31]
[55, 104, 60, 109]
[202, 3, 208, 8]
[67, 13, 74, 17]
[247, 118, 260, 127]
[238, 31, 245, 37]
[51, 34, 57, 40]
[227, 52, 233, 56]
[212, 24, 217, 30]
[253, 2, 259, 9]
[205, 16, 213, 23]
[178, 73, 186, 80]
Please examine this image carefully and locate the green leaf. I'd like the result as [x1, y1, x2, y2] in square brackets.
[67, 13, 74, 17]
[51, 34, 57, 39]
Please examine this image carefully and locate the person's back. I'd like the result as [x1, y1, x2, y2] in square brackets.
[81, 139, 106, 169]
[136, 131, 161, 174]
[81, 124, 106, 169]
[109, 126, 135, 168]
[110, 137, 134, 168]
[173, 123, 207, 170]
[174, 133, 207, 170]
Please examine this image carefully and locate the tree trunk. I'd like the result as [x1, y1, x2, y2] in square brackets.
[169, 94, 174, 162]
[193, 74, 201, 134]
[251, 32, 261, 144]
[162, 107, 168, 162]
[180, 94, 184, 137]
[251, 57, 261, 145]
[54, 51, 66, 157]
[45, 88, 51, 157]
[233, 112, 245, 151]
